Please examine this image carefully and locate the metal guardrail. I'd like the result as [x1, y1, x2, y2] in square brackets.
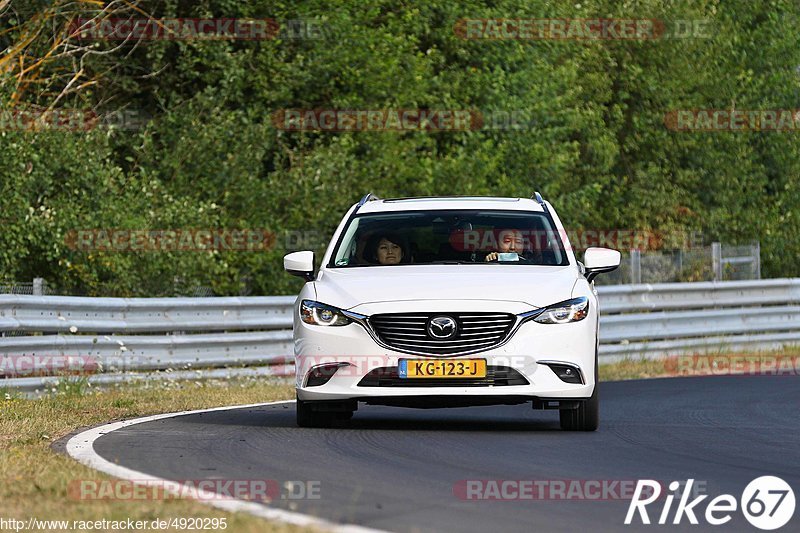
[2, 279, 799, 391]
[596, 278, 800, 312]
[0, 295, 295, 333]
[595, 279, 800, 359]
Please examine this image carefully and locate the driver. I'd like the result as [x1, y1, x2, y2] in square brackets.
[485, 229, 527, 262]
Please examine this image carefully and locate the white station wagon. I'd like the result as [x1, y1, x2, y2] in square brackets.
[284, 193, 620, 430]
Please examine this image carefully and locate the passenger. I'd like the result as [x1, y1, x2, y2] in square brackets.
[365, 232, 409, 265]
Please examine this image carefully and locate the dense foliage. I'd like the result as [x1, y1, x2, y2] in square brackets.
[1, 0, 798, 295]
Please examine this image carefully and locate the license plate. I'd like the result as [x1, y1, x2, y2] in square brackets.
[398, 359, 487, 378]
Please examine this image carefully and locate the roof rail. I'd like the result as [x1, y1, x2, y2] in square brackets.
[532, 191, 548, 212]
[358, 193, 379, 206]
[356, 193, 380, 212]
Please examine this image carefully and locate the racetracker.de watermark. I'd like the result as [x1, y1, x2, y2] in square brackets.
[663, 355, 800, 377]
[447, 228, 704, 252]
[665, 109, 800, 132]
[453, 479, 707, 500]
[0, 107, 148, 132]
[272, 109, 483, 132]
[454, 18, 712, 40]
[0, 354, 143, 378]
[69, 18, 328, 40]
[65, 229, 277, 252]
[68, 479, 320, 502]
[271, 108, 574, 132]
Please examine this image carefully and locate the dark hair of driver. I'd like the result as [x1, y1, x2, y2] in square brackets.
[364, 232, 410, 264]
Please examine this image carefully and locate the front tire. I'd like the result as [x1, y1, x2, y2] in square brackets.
[560, 354, 599, 431]
[559, 384, 599, 431]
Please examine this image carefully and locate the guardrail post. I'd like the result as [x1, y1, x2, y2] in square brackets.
[32, 278, 44, 296]
[754, 241, 761, 279]
[712, 242, 722, 281]
[630, 250, 641, 284]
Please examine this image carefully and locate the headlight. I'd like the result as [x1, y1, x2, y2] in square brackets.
[531, 297, 589, 324]
[300, 300, 352, 326]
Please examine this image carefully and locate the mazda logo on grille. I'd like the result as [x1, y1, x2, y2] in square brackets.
[427, 316, 457, 339]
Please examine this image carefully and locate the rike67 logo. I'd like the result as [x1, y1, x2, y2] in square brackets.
[626, 477, 795, 530]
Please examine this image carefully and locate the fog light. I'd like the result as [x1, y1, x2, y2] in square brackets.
[305, 362, 350, 387]
[543, 363, 584, 384]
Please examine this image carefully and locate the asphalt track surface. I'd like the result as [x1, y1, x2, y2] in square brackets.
[91, 376, 800, 532]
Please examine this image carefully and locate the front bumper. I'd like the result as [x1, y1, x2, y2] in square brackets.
[294, 307, 597, 404]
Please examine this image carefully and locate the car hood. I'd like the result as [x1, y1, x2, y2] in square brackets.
[314, 264, 580, 311]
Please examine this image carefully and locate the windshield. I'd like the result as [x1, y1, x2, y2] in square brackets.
[328, 210, 569, 267]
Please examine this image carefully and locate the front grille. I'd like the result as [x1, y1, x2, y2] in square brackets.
[357, 366, 529, 387]
[368, 312, 516, 355]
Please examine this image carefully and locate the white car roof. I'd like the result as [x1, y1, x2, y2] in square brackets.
[355, 196, 546, 214]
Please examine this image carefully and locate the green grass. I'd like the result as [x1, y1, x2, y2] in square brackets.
[1, 377, 310, 532]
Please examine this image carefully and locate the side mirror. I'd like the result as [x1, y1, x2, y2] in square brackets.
[284, 251, 315, 281]
[583, 247, 620, 282]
